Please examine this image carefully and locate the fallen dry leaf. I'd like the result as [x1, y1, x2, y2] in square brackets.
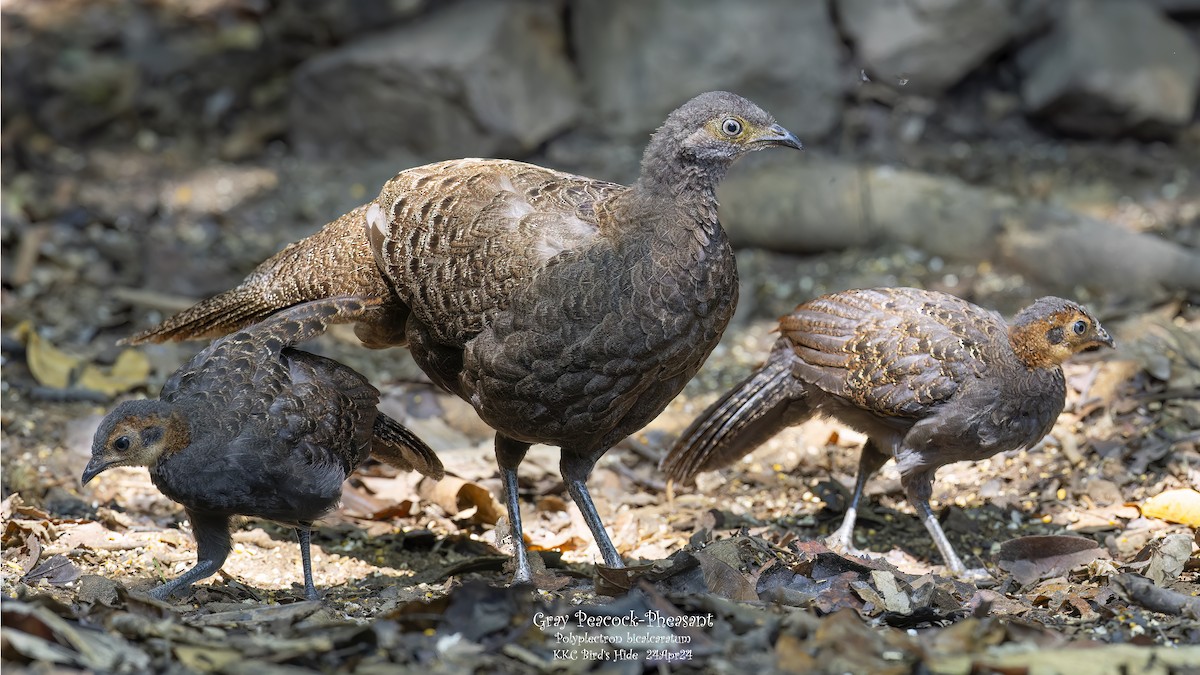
[16, 321, 151, 396]
[23, 554, 81, 586]
[1130, 533, 1194, 586]
[692, 538, 765, 602]
[996, 535, 1108, 586]
[76, 349, 152, 397]
[417, 476, 501, 525]
[1139, 488, 1200, 527]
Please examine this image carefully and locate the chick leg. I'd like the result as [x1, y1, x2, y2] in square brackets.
[826, 440, 890, 552]
[496, 434, 533, 584]
[295, 523, 319, 601]
[151, 511, 231, 601]
[911, 498, 967, 576]
[562, 453, 623, 569]
[902, 470, 981, 578]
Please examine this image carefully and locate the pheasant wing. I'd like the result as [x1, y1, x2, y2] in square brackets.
[367, 158, 624, 347]
[782, 288, 1005, 419]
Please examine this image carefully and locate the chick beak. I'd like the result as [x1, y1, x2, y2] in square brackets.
[81, 457, 112, 486]
[755, 123, 803, 150]
[1095, 326, 1115, 349]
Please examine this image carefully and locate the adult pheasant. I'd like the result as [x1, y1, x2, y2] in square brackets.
[126, 91, 803, 583]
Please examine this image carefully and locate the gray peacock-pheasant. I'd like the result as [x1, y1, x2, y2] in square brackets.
[126, 91, 803, 584]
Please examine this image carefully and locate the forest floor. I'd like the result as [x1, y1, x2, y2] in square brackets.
[3, 97, 1200, 673]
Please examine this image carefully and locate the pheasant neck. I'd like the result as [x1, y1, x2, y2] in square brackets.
[631, 161, 724, 239]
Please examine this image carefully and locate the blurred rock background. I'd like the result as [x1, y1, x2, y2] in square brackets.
[1, 0, 1198, 491]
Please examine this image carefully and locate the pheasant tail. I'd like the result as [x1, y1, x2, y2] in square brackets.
[661, 356, 809, 485]
[122, 285, 284, 345]
[124, 207, 389, 345]
[371, 414, 445, 480]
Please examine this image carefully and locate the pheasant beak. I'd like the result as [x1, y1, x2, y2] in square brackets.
[754, 123, 803, 150]
[1094, 326, 1114, 349]
[81, 457, 113, 486]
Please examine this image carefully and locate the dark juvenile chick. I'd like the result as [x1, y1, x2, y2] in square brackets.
[83, 297, 444, 601]
[661, 288, 1113, 577]
[123, 92, 802, 583]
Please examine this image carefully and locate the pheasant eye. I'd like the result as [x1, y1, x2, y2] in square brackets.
[1072, 320, 1088, 335]
[721, 118, 743, 136]
[113, 436, 131, 452]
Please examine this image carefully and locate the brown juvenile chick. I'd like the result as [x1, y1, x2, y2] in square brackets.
[123, 91, 802, 583]
[83, 297, 444, 601]
[661, 288, 1113, 577]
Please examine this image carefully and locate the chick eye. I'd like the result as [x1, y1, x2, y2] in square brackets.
[113, 436, 131, 452]
[1072, 320, 1088, 336]
[720, 118, 743, 136]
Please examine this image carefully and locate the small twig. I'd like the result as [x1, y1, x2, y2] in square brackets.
[609, 460, 667, 492]
[618, 434, 666, 465]
[1111, 573, 1200, 619]
[109, 287, 201, 313]
[1070, 364, 1102, 414]
[1135, 388, 1200, 403]
[11, 224, 50, 287]
[26, 386, 111, 404]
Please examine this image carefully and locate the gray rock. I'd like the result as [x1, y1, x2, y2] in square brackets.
[718, 156, 1011, 258]
[289, 0, 580, 159]
[571, 0, 844, 142]
[1017, 0, 1200, 137]
[717, 156, 1200, 296]
[1148, 0, 1200, 15]
[836, 0, 1021, 94]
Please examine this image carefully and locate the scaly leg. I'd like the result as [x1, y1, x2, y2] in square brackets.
[903, 470, 988, 580]
[496, 434, 533, 584]
[296, 524, 319, 601]
[912, 498, 967, 577]
[150, 511, 231, 601]
[826, 440, 890, 552]
[562, 453, 623, 569]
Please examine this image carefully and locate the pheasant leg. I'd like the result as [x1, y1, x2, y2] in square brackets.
[496, 435, 533, 584]
[563, 454, 623, 569]
[912, 498, 967, 576]
[150, 512, 231, 600]
[296, 524, 319, 601]
[827, 440, 890, 552]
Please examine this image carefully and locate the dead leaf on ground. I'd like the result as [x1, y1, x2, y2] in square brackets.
[1139, 488, 1200, 527]
[23, 554, 81, 586]
[526, 529, 588, 555]
[2, 527, 43, 577]
[50, 521, 184, 553]
[1129, 533, 1194, 586]
[996, 535, 1107, 586]
[340, 482, 416, 521]
[417, 476, 501, 525]
[870, 570, 912, 614]
[15, 321, 150, 396]
[692, 537, 770, 602]
[594, 562, 655, 596]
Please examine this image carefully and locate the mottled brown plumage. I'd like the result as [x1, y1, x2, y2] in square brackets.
[125, 91, 802, 583]
[661, 288, 1113, 577]
[84, 297, 443, 601]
